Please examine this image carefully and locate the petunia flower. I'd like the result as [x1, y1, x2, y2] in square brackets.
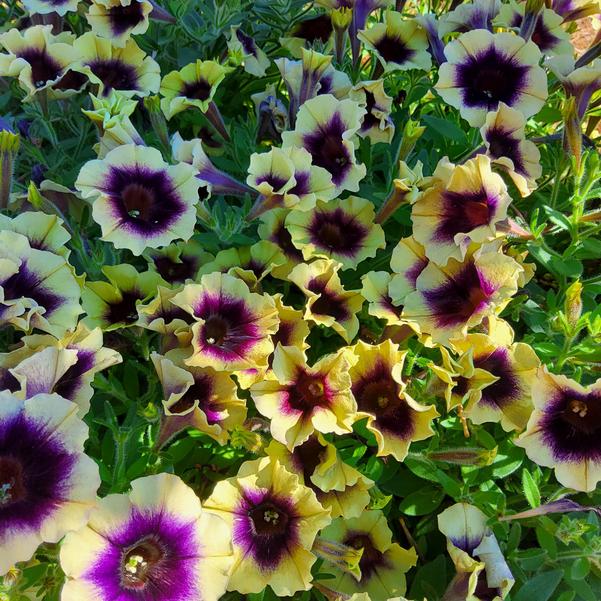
[411, 154, 512, 265]
[0, 210, 71, 258]
[436, 30, 548, 126]
[86, 0, 153, 48]
[280, 14, 334, 58]
[1, 323, 122, 416]
[0, 26, 84, 100]
[361, 271, 406, 327]
[82, 264, 162, 331]
[258, 209, 305, 278]
[71, 32, 160, 97]
[288, 259, 364, 343]
[0, 392, 100, 575]
[495, 2, 574, 61]
[160, 60, 229, 120]
[320, 510, 417, 601]
[146, 240, 213, 286]
[515, 367, 601, 492]
[227, 26, 270, 77]
[171, 132, 255, 198]
[479, 102, 542, 196]
[250, 344, 357, 449]
[388, 235, 428, 310]
[348, 340, 438, 460]
[431, 318, 540, 430]
[349, 80, 395, 144]
[197, 241, 286, 290]
[60, 473, 233, 601]
[266, 434, 373, 519]
[555, 59, 601, 120]
[401, 242, 524, 345]
[170, 272, 279, 372]
[0, 230, 82, 337]
[22, 0, 79, 14]
[358, 12, 432, 73]
[285, 196, 385, 270]
[281, 94, 367, 195]
[76, 144, 200, 255]
[203, 456, 331, 595]
[151, 350, 246, 446]
[438, 0, 501, 36]
[438, 503, 514, 601]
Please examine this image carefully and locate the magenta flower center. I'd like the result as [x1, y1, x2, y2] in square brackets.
[203, 315, 229, 345]
[288, 371, 328, 412]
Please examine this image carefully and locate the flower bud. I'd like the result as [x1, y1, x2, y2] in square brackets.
[312, 537, 364, 581]
[564, 280, 583, 329]
[428, 446, 497, 466]
[0, 125, 19, 210]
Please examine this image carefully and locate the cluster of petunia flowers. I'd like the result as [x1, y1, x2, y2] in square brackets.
[1, 0, 601, 599]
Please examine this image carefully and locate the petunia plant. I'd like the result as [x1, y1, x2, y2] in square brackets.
[0, 0, 600, 600]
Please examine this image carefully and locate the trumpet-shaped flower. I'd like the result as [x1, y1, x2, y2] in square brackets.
[515, 368, 601, 492]
[320, 510, 417, 601]
[432, 318, 540, 430]
[349, 80, 395, 144]
[282, 94, 367, 194]
[348, 340, 438, 460]
[151, 351, 246, 446]
[411, 155, 512, 265]
[227, 26, 270, 77]
[171, 272, 279, 372]
[76, 144, 200, 255]
[479, 102, 542, 196]
[160, 60, 229, 119]
[436, 30, 548, 126]
[0, 392, 100, 575]
[250, 345, 357, 449]
[267, 434, 373, 519]
[86, 0, 153, 47]
[402, 242, 523, 345]
[60, 473, 233, 601]
[72, 32, 160, 97]
[358, 13, 432, 73]
[288, 259, 364, 343]
[286, 196, 385, 269]
[0, 230, 82, 337]
[203, 457, 331, 595]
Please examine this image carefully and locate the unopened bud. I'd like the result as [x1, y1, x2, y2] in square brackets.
[564, 281, 583, 328]
[313, 537, 364, 581]
[563, 96, 582, 172]
[428, 446, 497, 466]
[332, 7, 352, 30]
[0, 127, 20, 210]
[229, 425, 265, 453]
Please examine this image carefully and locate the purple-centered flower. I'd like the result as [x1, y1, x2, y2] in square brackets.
[0, 392, 100, 575]
[516, 367, 601, 492]
[60, 473, 233, 601]
[203, 457, 331, 595]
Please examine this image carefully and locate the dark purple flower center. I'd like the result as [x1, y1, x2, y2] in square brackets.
[374, 35, 415, 65]
[456, 46, 528, 110]
[287, 371, 329, 413]
[485, 128, 525, 174]
[53, 69, 88, 91]
[53, 349, 95, 401]
[120, 537, 165, 590]
[291, 436, 326, 484]
[17, 49, 62, 88]
[433, 189, 495, 241]
[303, 113, 352, 185]
[249, 502, 290, 537]
[0, 456, 26, 507]
[475, 349, 520, 409]
[352, 361, 415, 439]
[424, 262, 491, 327]
[309, 207, 368, 257]
[274, 223, 304, 262]
[154, 256, 198, 283]
[236, 29, 257, 56]
[88, 58, 139, 94]
[0, 263, 63, 315]
[169, 374, 221, 424]
[107, 165, 186, 235]
[345, 533, 386, 580]
[202, 315, 229, 346]
[0, 415, 75, 535]
[307, 278, 349, 321]
[542, 391, 601, 461]
[105, 290, 143, 325]
[108, 1, 145, 35]
[292, 15, 333, 43]
[182, 79, 212, 101]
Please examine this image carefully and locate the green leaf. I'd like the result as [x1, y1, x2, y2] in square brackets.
[422, 115, 468, 142]
[570, 557, 590, 580]
[522, 469, 541, 508]
[512, 570, 563, 601]
[399, 487, 444, 516]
